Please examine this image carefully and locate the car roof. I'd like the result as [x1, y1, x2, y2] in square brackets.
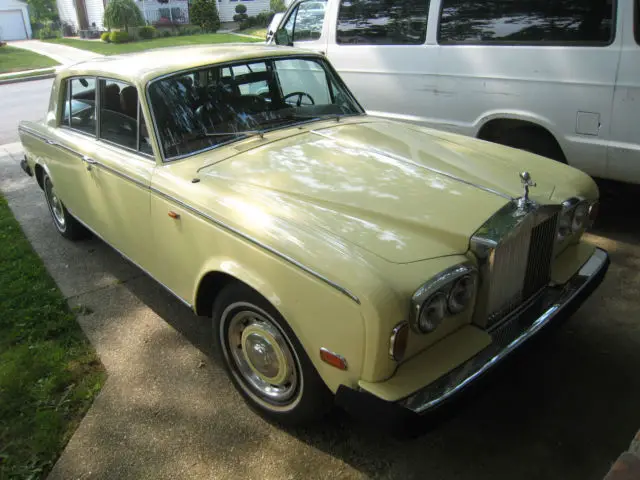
[61, 44, 318, 86]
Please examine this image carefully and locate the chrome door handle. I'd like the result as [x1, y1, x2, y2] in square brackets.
[45, 139, 58, 146]
[82, 156, 97, 170]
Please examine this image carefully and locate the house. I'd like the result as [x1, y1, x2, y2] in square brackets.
[56, 0, 105, 32]
[216, 0, 270, 22]
[0, 0, 32, 40]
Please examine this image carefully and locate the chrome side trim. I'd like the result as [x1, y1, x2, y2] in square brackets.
[93, 160, 149, 190]
[398, 247, 609, 414]
[149, 186, 361, 304]
[310, 129, 513, 201]
[66, 208, 193, 309]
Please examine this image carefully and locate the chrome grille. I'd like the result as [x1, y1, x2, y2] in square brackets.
[472, 202, 560, 329]
[523, 213, 558, 299]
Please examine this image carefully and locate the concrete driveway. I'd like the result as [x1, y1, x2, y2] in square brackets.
[9, 40, 103, 65]
[0, 143, 639, 480]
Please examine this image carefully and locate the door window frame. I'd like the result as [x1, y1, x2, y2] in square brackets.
[281, 0, 328, 43]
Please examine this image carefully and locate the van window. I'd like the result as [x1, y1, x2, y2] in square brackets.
[336, 0, 429, 45]
[282, 0, 327, 42]
[633, 0, 640, 45]
[438, 0, 615, 46]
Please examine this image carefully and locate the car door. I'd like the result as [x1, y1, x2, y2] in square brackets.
[279, 0, 329, 53]
[89, 77, 156, 269]
[51, 76, 110, 235]
[607, 0, 640, 183]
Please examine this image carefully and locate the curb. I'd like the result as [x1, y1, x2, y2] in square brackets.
[0, 72, 56, 86]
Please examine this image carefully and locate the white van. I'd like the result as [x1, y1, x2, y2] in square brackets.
[268, 0, 640, 184]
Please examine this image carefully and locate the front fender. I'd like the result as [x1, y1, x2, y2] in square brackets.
[193, 256, 367, 394]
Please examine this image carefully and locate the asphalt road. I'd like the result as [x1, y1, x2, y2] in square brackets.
[0, 78, 53, 144]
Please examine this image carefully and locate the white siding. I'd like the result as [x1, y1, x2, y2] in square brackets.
[84, 0, 104, 28]
[56, 0, 78, 29]
[217, 0, 270, 23]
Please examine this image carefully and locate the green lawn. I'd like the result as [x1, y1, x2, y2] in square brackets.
[0, 46, 59, 74]
[45, 33, 262, 55]
[0, 195, 105, 479]
[237, 27, 268, 39]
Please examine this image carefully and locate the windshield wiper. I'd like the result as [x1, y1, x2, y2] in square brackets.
[202, 130, 265, 140]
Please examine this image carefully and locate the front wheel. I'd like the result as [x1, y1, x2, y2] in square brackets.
[212, 283, 332, 425]
[43, 172, 89, 241]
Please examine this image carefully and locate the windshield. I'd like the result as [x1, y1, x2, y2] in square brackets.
[148, 56, 364, 160]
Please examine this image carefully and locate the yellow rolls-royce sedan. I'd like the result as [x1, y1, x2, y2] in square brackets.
[18, 45, 609, 426]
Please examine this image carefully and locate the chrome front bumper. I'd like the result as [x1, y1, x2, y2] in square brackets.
[335, 248, 609, 422]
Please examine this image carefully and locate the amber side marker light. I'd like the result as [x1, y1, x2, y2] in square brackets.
[320, 348, 348, 370]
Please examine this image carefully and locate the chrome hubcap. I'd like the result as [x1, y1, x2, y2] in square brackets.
[44, 178, 65, 229]
[227, 309, 298, 404]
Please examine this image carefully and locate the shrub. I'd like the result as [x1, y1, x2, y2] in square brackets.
[100, 31, 111, 42]
[190, 0, 220, 32]
[233, 13, 248, 22]
[270, 0, 286, 13]
[161, 29, 172, 37]
[103, 0, 144, 33]
[37, 25, 61, 39]
[177, 25, 203, 36]
[109, 30, 130, 43]
[234, 4, 247, 14]
[138, 25, 155, 39]
[239, 12, 273, 29]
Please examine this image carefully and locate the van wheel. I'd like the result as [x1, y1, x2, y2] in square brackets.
[212, 283, 333, 426]
[499, 127, 566, 163]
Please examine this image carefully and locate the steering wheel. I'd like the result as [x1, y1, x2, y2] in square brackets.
[283, 92, 315, 107]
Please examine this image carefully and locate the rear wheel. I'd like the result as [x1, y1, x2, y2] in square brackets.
[43, 173, 89, 241]
[498, 127, 566, 163]
[212, 283, 333, 425]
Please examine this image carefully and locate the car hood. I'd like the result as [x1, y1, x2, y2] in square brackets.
[198, 119, 558, 264]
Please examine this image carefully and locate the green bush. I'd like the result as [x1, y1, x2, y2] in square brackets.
[189, 0, 220, 32]
[161, 29, 172, 37]
[233, 13, 248, 22]
[100, 31, 111, 42]
[177, 25, 203, 36]
[109, 30, 130, 43]
[103, 0, 144, 32]
[138, 25, 155, 39]
[37, 25, 61, 39]
[234, 3, 247, 14]
[270, 0, 286, 13]
[239, 12, 273, 29]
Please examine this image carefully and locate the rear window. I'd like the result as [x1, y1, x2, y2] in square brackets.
[438, 0, 616, 46]
[336, 0, 429, 45]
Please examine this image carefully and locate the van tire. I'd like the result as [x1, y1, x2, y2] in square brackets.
[499, 126, 566, 163]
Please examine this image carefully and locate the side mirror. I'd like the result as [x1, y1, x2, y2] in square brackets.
[274, 28, 292, 46]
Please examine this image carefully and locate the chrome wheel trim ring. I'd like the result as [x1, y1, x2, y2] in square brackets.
[44, 177, 66, 231]
[221, 302, 303, 412]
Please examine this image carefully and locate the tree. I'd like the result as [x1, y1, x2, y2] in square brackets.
[25, 0, 58, 23]
[103, 0, 145, 33]
[190, 0, 220, 33]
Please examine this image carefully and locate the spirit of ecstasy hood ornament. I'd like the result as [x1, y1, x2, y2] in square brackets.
[518, 171, 536, 209]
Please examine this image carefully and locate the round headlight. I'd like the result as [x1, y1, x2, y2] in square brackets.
[418, 292, 447, 333]
[557, 210, 572, 242]
[448, 274, 476, 314]
[571, 202, 589, 232]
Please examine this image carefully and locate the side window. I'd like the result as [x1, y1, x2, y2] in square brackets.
[438, 0, 615, 45]
[139, 103, 153, 155]
[62, 77, 97, 135]
[99, 79, 138, 150]
[275, 58, 332, 105]
[336, 0, 429, 45]
[283, 0, 327, 42]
